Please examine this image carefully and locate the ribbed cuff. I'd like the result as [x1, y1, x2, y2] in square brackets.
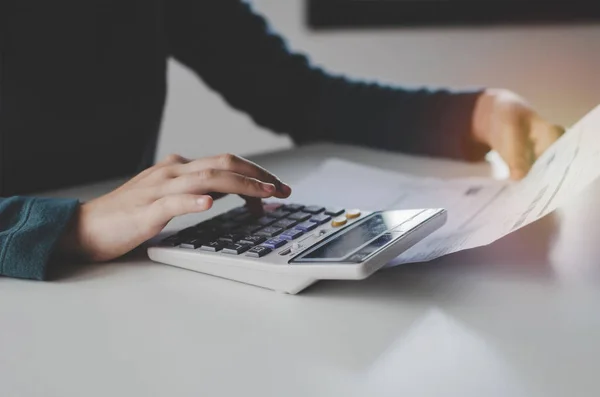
[0, 197, 79, 280]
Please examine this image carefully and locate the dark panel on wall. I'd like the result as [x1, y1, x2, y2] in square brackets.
[307, 1, 600, 29]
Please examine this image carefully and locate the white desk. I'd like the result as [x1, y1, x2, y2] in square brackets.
[2, 143, 600, 397]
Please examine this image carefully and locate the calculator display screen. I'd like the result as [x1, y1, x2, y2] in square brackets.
[292, 213, 402, 263]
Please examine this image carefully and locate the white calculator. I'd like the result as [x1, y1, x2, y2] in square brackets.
[148, 202, 447, 294]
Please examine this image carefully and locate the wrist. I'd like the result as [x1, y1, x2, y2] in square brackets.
[56, 203, 90, 261]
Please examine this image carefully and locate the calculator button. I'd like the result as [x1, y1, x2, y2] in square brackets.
[238, 235, 266, 246]
[222, 243, 253, 255]
[179, 238, 205, 249]
[325, 208, 345, 217]
[345, 209, 361, 219]
[246, 246, 272, 258]
[273, 219, 298, 229]
[282, 204, 305, 212]
[220, 206, 248, 220]
[295, 221, 317, 232]
[238, 223, 264, 234]
[200, 241, 227, 252]
[262, 238, 287, 249]
[280, 229, 303, 240]
[308, 214, 331, 225]
[331, 216, 347, 227]
[303, 205, 326, 214]
[278, 248, 292, 256]
[288, 212, 312, 222]
[233, 212, 254, 224]
[255, 226, 284, 238]
[218, 233, 244, 243]
[257, 216, 277, 226]
[160, 235, 181, 247]
[266, 210, 291, 219]
[290, 242, 303, 253]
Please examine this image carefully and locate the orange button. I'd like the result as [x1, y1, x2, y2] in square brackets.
[345, 209, 361, 219]
[331, 216, 347, 227]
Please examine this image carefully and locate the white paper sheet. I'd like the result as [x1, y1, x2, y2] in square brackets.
[281, 104, 600, 266]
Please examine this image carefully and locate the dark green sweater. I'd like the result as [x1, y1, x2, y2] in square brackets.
[0, 0, 486, 280]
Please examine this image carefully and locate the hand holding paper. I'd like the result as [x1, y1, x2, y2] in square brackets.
[284, 105, 600, 266]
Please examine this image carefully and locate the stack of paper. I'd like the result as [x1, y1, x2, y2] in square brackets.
[283, 105, 600, 266]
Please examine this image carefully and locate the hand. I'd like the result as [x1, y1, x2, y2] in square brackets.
[472, 89, 565, 180]
[57, 153, 291, 262]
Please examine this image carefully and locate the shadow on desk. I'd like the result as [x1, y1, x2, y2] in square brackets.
[46, 211, 561, 376]
[306, 212, 560, 302]
[48, 247, 150, 281]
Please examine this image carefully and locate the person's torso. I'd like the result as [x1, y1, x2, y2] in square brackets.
[0, 0, 167, 196]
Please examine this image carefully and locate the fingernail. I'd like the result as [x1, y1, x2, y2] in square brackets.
[197, 197, 209, 206]
[280, 183, 292, 194]
[263, 183, 276, 193]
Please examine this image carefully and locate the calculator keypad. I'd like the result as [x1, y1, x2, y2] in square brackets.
[200, 241, 227, 252]
[246, 246, 272, 258]
[222, 243, 253, 255]
[161, 202, 351, 258]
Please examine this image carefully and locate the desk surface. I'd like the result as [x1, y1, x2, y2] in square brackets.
[2, 143, 600, 397]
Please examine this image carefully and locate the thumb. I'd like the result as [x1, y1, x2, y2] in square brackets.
[508, 154, 532, 180]
[503, 127, 535, 180]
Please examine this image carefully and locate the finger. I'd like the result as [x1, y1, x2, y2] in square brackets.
[156, 153, 191, 167]
[158, 169, 278, 199]
[501, 125, 535, 180]
[241, 195, 265, 215]
[177, 154, 292, 198]
[531, 122, 565, 159]
[121, 154, 191, 189]
[147, 194, 213, 227]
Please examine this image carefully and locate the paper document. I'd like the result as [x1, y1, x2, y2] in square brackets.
[283, 105, 600, 266]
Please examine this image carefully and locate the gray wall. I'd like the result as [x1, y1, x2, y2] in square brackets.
[156, 0, 600, 161]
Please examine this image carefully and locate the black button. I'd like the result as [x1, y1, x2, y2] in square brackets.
[255, 226, 284, 237]
[267, 210, 291, 219]
[303, 205, 325, 214]
[200, 241, 227, 252]
[238, 235, 266, 246]
[288, 212, 312, 222]
[218, 233, 244, 243]
[236, 212, 258, 223]
[308, 214, 331, 225]
[237, 223, 264, 235]
[222, 206, 249, 219]
[179, 238, 205, 249]
[324, 208, 345, 217]
[282, 204, 305, 212]
[273, 219, 298, 229]
[257, 216, 277, 226]
[222, 243, 253, 255]
[246, 246, 272, 258]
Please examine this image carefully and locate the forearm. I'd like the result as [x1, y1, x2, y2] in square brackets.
[295, 73, 489, 161]
[0, 196, 79, 280]
[166, 0, 489, 161]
